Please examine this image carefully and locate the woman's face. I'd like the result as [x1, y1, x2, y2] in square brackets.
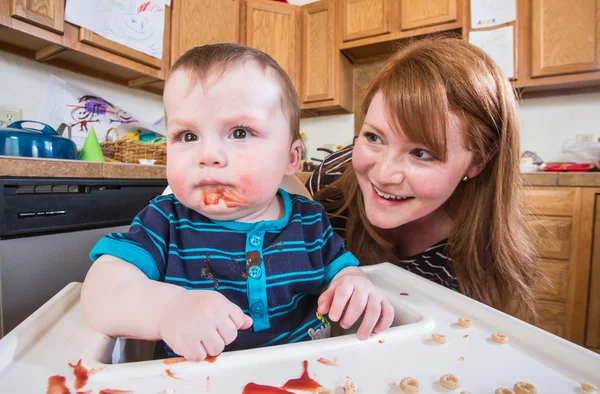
[352, 92, 480, 230]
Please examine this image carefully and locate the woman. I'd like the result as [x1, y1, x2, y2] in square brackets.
[306, 38, 540, 319]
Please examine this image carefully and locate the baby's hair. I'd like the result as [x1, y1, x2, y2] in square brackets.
[168, 43, 300, 142]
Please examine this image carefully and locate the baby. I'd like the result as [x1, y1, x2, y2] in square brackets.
[81, 43, 394, 361]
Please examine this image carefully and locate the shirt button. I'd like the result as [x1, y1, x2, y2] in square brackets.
[248, 265, 262, 279]
[250, 302, 265, 316]
[249, 234, 261, 246]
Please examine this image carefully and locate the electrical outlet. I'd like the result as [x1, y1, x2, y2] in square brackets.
[0, 106, 22, 128]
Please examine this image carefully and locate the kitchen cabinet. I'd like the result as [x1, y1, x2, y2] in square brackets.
[523, 186, 595, 347]
[171, 0, 240, 66]
[585, 194, 600, 353]
[400, 0, 458, 31]
[0, 0, 171, 93]
[9, 0, 64, 34]
[300, 0, 352, 114]
[243, 0, 299, 90]
[531, 0, 600, 78]
[341, 0, 390, 42]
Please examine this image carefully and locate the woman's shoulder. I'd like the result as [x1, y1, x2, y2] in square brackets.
[305, 145, 354, 195]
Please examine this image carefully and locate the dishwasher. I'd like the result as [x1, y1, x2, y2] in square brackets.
[0, 177, 168, 336]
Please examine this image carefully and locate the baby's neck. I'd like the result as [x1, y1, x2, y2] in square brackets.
[236, 194, 284, 223]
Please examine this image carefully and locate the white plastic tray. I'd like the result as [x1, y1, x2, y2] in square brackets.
[0, 263, 598, 393]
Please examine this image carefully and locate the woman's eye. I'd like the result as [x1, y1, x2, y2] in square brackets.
[231, 128, 249, 139]
[411, 148, 435, 161]
[364, 132, 381, 143]
[181, 132, 198, 142]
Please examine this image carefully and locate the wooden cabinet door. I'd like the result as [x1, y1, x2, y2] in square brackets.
[244, 0, 298, 89]
[10, 0, 64, 34]
[400, 0, 457, 31]
[342, 0, 389, 42]
[531, 0, 600, 77]
[586, 194, 600, 349]
[171, 0, 240, 65]
[301, 0, 335, 103]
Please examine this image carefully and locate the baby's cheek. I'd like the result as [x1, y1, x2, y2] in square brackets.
[167, 168, 188, 199]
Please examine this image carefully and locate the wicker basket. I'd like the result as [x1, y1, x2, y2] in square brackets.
[100, 128, 166, 165]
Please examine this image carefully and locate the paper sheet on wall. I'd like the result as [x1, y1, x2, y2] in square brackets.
[471, 0, 516, 28]
[469, 26, 514, 79]
[64, 0, 165, 59]
[39, 76, 165, 149]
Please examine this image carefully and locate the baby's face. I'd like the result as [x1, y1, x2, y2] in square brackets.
[163, 63, 300, 222]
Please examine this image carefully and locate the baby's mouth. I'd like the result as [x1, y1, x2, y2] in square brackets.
[201, 186, 247, 208]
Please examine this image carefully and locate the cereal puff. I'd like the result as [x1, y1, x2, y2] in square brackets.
[439, 374, 460, 390]
[491, 333, 509, 344]
[343, 379, 358, 394]
[399, 377, 420, 394]
[495, 389, 515, 394]
[514, 381, 537, 394]
[582, 382, 598, 392]
[432, 333, 448, 344]
[457, 318, 472, 328]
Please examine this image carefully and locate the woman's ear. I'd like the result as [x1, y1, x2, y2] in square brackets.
[467, 143, 499, 179]
[285, 139, 303, 176]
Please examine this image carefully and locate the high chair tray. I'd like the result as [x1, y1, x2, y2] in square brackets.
[0, 263, 598, 393]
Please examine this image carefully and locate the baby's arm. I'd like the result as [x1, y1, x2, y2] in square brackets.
[81, 254, 252, 360]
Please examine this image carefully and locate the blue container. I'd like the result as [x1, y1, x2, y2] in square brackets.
[0, 121, 77, 160]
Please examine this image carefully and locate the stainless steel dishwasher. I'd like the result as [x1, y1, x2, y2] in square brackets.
[0, 177, 167, 336]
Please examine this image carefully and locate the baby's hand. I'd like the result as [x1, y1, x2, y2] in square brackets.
[158, 289, 252, 361]
[317, 267, 394, 340]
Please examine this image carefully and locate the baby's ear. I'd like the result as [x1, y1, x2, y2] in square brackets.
[285, 139, 302, 176]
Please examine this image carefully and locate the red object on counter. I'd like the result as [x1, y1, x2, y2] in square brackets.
[543, 163, 595, 172]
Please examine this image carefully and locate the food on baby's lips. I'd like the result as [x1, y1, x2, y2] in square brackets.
[431, 333, 448, 344]
[457, 318, 472, 328]
[495, 389, 515, 394]
[491, 333, 509, 344]
[439, 374, 460, 390]
[582, 382, 598, 392]
[399, 377, 420, 394]
[513, 381, 537, 394]
[343, 379, 358, 394]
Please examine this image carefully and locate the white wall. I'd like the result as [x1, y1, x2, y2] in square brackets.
[519, 92, 600, 163]
[0, 50, 164, 128]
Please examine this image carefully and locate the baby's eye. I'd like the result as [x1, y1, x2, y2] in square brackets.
[411, 148, 435, 161]
[181, 132, 198, 142]
[230, 128, 249, 139]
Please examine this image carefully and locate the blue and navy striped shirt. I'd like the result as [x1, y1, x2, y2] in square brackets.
[90, 189, 359, 353]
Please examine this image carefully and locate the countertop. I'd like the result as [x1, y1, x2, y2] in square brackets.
[3, 157, 600, 187]
[0, 156, 167, 179]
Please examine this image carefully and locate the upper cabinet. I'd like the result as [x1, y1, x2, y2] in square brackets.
[301, 0, 352, 114]
[400, 0, 457, 31]
[10, 0, 64, 34]
[243, 0, 299, 89]
[342, 0, 390, 42]
[171, 0, 241, 65]
[531, 0, 600, 78]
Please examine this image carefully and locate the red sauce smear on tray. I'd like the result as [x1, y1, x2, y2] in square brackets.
[47, 375, 71, 394]
[378, 339, 385, 344]
[317, 357, 337, 366]
[76, 391, 92, 394]
[281, 360, 321, 391]
[205, 355, 217, 363]
[399, 292, 409, 296]
[164, 357, 186, 365]
[99, 390, 133, 394]
[164, 369, 181, 380]
[68, 359, 97, 390]
[242, 383, 294, 393]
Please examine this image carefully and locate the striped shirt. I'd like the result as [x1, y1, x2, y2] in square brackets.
[306, 145, 458, 290]
[90, 189, 359, 353]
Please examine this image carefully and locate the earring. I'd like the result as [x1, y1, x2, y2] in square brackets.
[462, 176, 469, 182]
